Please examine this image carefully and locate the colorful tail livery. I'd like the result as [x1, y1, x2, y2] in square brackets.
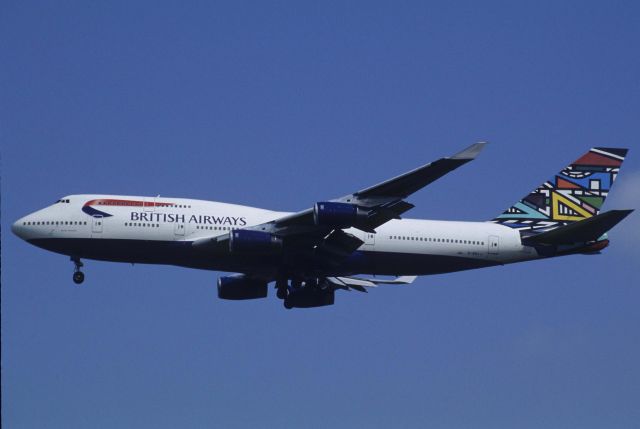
[493, 147, 628, 231]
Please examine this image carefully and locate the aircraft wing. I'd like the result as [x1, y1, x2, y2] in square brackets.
[258, 142, 486, 236]
[326, 275, 417, 292]
[347, 142, 486, 201]
[193, 143, 485, 278]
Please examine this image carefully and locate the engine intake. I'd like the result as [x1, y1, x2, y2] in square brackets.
[314, 202, 368, 229]
[218, 275, 268, 300]
[229, 229, 282, 254]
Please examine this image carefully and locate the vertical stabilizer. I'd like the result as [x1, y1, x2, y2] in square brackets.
[493, 147, 628, 231]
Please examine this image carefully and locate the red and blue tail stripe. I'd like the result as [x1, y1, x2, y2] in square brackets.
[82, 199, 175, 218]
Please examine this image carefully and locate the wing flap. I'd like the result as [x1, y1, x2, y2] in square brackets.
[192, 232, 231, 251]
[315, 230, 364, 267]
[326, 275, 417, 292]
[361, 200, 415, 232]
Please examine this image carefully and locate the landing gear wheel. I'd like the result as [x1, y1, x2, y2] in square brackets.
[71, 257, 84, 284]
[276, 288, 288, 300]
[284, 300, 293, 310]
[73, 271, 85, 284]
[275, 278, 288, 300]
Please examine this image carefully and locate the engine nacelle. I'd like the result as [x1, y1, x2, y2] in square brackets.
[314, 202, 368, 229]
[284, 287, 335, 309]
[217, 275, 268, 300]
[229, 229, 282, 254]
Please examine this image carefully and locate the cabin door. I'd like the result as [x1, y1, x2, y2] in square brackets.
[363, 232, 376, 247]
[174, 222, 186, 238]
[91, 215, 103, 237]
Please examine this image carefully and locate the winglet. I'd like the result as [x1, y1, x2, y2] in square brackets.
[450, 141, 488, 160]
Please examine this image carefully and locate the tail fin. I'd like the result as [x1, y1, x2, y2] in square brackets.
[493, 147, 629, 231]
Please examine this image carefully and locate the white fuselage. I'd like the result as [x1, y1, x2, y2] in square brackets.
[12, 194, 539, 277]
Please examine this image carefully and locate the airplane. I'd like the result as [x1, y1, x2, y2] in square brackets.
[12, 144, 633, 309]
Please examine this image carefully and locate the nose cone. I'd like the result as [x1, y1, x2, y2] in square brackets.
[12, 217, 27, 239]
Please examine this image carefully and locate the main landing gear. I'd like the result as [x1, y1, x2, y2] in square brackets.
[277, 278, 334, 309]
[275, 278, 288, 300]
[71, 257, 85, 284]
[275, 278, 302, 304]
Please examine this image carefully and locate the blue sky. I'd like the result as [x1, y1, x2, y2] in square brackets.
[2, 1, 639, 427]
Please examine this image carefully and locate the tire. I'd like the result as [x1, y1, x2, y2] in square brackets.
[73, 271, 85, 284]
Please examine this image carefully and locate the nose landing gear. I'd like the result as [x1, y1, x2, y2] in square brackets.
[71, 257, 85, 284]
[73, 271, 85, 284]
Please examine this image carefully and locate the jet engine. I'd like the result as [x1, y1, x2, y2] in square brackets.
[217, 275, 268, 300]
[313, 202, 368, 229]
[228, 229, 282, 254]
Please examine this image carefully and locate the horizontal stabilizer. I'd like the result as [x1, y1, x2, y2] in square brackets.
[522, 209, 633, 245]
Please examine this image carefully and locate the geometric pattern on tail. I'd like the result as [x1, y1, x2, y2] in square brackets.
[493, 147, 628, 230]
